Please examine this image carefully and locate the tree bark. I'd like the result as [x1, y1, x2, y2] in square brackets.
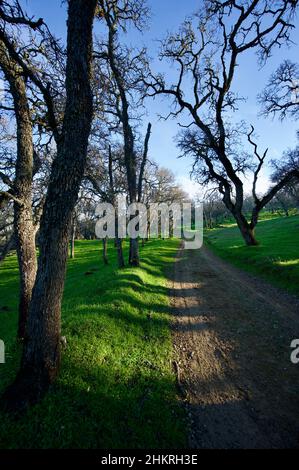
[129, 238, 140, 267]
[15, 202, 37, 339]
[137, 123, 152, 203]
[105, 19, 142, 267]
[116, 238, 125, 268]
[221, 185, 260, 246]
[107, 146, 125, 269]
[0, 40, 37, 340]
[235, 214, 259, 246]
[13, 104, 37, 339]
[240, 225, 259, 246]
[2, 0, 97, 411]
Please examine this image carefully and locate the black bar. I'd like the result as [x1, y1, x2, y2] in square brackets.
[0, 449, 297, 467]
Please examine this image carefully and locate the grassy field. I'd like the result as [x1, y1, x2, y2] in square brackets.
[0, 239, 186, 449]
[205, 214, 299, 296]
[205, 208, 298, 228]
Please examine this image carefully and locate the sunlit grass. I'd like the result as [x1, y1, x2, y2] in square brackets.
[0, 239, 186, 449]
[274, 259, 299, 267]
[205, 215, 299, 296]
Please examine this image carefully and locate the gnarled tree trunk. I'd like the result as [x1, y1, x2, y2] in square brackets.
[239, 223, 259, 246]
[0, 40, 37, 340]
[234, 209, 259, 246]
[3, 0, 97, 411]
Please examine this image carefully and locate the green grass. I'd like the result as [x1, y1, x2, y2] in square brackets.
[0, 239, 186, 449]
[205, 214, 299, 296]
[209, 208, 298, 228]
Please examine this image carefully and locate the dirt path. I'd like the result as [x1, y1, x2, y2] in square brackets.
[170, 244, 299, 449]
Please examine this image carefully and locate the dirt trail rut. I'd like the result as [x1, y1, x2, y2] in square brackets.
[170, 245, 299, 449]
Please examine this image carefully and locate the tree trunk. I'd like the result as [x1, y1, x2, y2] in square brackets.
[129, 238, 140, 267]
[2, 0, 97, 411]
[116, 238, 125, 269]
[15, 203, 37, 339]
[237, 218, 259, 246]
[70, 239, 75, 259]
[242, 226, 258, 246]
[14, 115, 37, 339]
[106, 23, 141, 267]
[0, 40, 37, 340]
[103, 237, 108, 265]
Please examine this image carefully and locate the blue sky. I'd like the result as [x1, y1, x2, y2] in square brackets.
[21, 0, 299, 197]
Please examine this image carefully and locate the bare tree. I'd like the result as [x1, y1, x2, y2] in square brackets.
[85, 143, 127, 267]
[258, 52, 299, 212]
[142, 0, 299, 245]
[0, 0, 66, 337]
[95, 0, 151, 266]
[140, 164, 189, 240]
[201, 190, 229, 229]
[144, 166, 189, 205]
[0, 5, 43, 338]
[270, 138, 299, 211]
[3, 0, 98, 412]
[259, 60, 299, 120]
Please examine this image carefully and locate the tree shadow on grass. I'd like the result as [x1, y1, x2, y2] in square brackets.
[0, 240, 186, 449]
[0, 360, 186, 449]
